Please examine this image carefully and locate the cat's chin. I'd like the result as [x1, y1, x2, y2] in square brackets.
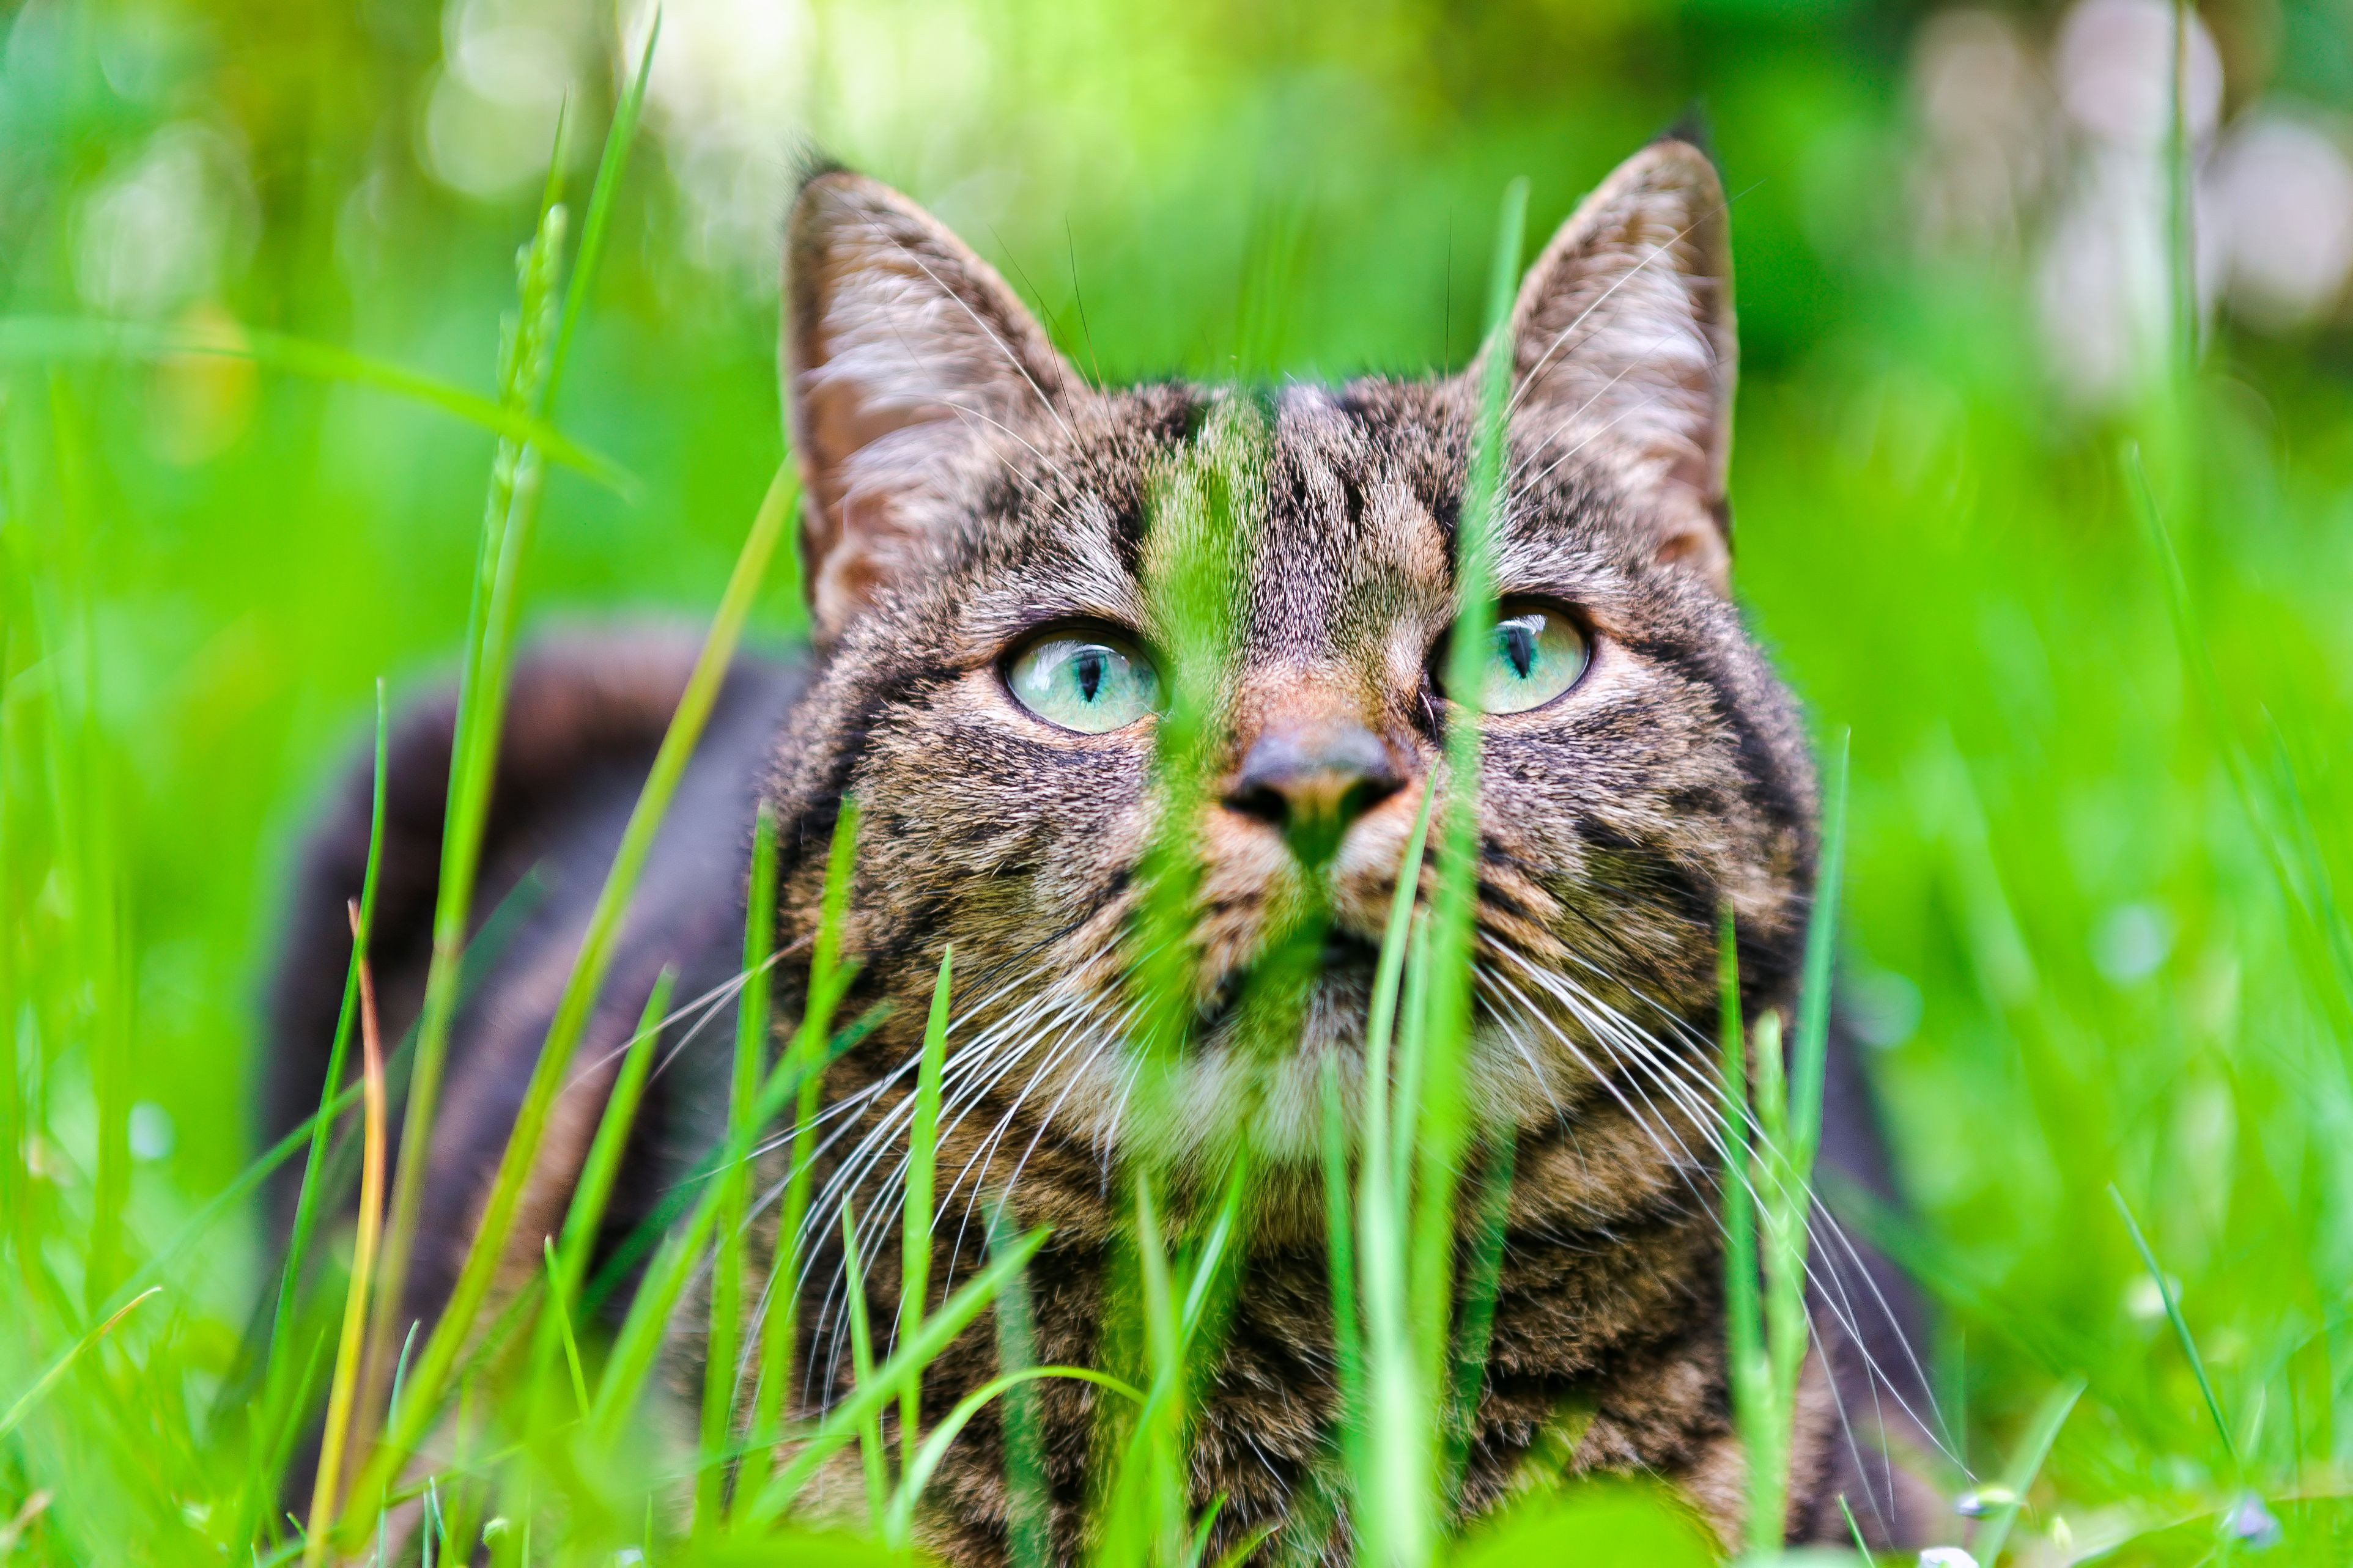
[1093, 974, 1578, 1176]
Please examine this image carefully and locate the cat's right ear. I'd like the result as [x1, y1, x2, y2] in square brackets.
[785, 169, 1079, 641]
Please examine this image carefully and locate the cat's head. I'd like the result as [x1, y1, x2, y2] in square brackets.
[765, 140, 1817, 1180]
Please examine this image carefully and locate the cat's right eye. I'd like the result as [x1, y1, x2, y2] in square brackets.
[1004, 628, 1162, 734]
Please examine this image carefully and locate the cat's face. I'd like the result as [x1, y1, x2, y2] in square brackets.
[766, 144, 1817, 1179]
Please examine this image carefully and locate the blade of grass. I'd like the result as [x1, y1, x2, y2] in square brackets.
[303, 905, 388, 1567]
[1789, 731, 1849, 1172]
[899, 945, 954, 1470]
[1318, 1060, 1365, 1484]
[0, 1284, 160, 1444]
[1101, 1172, 1188, 1563]
[1839, 1495, 1874, 1561]
[363, 188, 572, 1446]
[699, 804, 780, 1528]
[1442, 1132, 1514, 1507]
[362, 65, 656, 1446]
[742, 1225, 1051, 1525]
[1397, 181, 1526, 1566]
[547, 13, 659, 397]
[840, 1207, 893, 1528]
[1970, 1375, 2085, 1567]
[549, 968, 672, 1320]
[1348, 786, 1432, 1568]
[884, 1366, 1143, 1545]
[1363, 789, 1435, 1204]
[345, 462, 796, 1533]
[989, 1201, 1053, 1568]
[0, 317, 630, 493]
[1716, 904, 1768, 1553]
[740, 801, 862, 1507]
[2111, 1186, 2238, 1470]
[540, 1240, 589, 1421]
[269, 680, 389, 1386]
[1748, 1006, 1797, 1555]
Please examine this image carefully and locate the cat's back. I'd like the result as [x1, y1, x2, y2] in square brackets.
[261, 633, 805, 1333]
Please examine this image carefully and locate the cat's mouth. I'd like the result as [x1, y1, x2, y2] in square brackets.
[1319, 931, 1383, 981]
[1193, 929, 1385, 1043]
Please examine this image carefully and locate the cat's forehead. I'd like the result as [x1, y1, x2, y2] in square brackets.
[926, 374, 1637, 668]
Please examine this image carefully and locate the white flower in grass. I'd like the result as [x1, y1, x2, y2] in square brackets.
[1919, 1549, 1979, 1568]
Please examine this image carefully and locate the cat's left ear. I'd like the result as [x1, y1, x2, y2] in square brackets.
[1496, 138, 1736, 589]
[785, 169, 1081, 641]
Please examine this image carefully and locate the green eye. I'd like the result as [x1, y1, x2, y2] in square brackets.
[1477, 603, 1589, 714]
[1005, 629, 1162, 734]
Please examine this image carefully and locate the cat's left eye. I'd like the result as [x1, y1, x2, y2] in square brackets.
[1466, 602, 1590, 715]
[1004, 628, 1162, 734]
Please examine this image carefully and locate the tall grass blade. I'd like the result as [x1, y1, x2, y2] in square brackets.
[839, 1206, 892, 1527]
[742, 1226, 1051, 1525]
[1716, 902, 1764, 1449]
[549, 13, 659, 397]
[365, 188, 572, 1439]
[1442, 1133, 1514, 1507]
[1969, 1375, 2085, 1567]
[0, 1285, 159, 1444]
[1790, 731, 1849, 1170]
[303, 906, 388, 1566]
[539, 1240, 589, 1420]
[990, 1201, 1054, 1568]
[742, 800, 863, 1504]
[0, 317, 630, 491]
[2110, 1185, 2237, 1469]
[269, 681, 389, 1386]
[1318, 1061, 1365, 1479]
[700, 804, 780, 1527]
[346, 462, 796, 1528]
[885, 1365, 1142, 1544]
[548, 967, 672, 1330]
[899, 944, 954, 1468]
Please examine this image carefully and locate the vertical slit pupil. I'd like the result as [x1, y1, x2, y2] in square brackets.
[1076, 647, 1107, 701]
[1501, 622, 1537, 680]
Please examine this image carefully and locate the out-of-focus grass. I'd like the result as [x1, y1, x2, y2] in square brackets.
[3, 0, 2352, 1562]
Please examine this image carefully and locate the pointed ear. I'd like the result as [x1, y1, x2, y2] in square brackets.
[1499, 139, 1737, 589]
[784, 170, 1079, 640]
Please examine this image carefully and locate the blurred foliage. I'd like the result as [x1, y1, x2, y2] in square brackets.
[6, 0, 2353, 1559]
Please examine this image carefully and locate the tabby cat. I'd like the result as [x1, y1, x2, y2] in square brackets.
[266, 136, 1935, 1562]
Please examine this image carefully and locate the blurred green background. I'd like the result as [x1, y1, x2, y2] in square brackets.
[7, 0, 2353, 1555]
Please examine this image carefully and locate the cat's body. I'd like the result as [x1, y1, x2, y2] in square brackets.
[266, 140, 1937, 1560]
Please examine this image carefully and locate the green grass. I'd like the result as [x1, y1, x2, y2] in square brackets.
[6, 0, 2353, 1563]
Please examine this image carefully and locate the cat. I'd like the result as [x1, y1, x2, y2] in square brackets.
[265, 134, 1937, 1562]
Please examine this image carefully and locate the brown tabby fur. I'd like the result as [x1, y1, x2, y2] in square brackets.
[265, 137, 1936, 1563]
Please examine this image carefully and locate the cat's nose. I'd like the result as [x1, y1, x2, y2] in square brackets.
[1224, 720, 1405, 860]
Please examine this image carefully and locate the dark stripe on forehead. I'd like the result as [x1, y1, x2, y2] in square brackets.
[1107, 381, 1214, 579]
[1336, 377, 1467, 559]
